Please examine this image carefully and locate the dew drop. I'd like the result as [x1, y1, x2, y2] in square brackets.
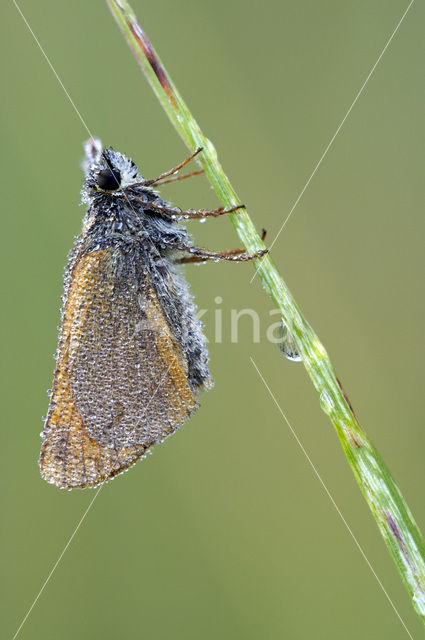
[277, 322, 301, 362]
[319, 390, 334, 416]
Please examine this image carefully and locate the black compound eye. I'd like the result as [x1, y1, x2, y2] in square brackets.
[96, 167, 121, 191]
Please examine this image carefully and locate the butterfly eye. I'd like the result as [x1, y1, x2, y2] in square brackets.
[96, 167, 121, 191]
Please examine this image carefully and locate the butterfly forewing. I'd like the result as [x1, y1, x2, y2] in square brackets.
[40, 246, 197, 489]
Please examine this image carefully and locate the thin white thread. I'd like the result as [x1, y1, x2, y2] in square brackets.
[250, 0, 415, 284]
[9, 6, 101, 636]
[249, 357, 414, 639]
[12, 486, 102, 640]
[12, 0, 94, 138]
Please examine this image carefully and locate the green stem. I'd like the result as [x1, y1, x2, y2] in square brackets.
[107, 0, 425, 624]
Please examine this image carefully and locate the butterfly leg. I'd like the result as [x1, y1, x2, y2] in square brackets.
[153, 169, 204, 186]
[142, 148, 203, 186]
[149, 202, 246, 219]
[175, 245, 268, 264]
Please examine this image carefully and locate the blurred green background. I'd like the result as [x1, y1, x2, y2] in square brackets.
[3, 1, 424, 638]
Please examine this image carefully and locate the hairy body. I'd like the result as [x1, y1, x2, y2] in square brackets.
[40, 139, 265, 489]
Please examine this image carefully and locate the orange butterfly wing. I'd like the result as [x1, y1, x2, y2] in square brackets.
[40, 248, 197, 489]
